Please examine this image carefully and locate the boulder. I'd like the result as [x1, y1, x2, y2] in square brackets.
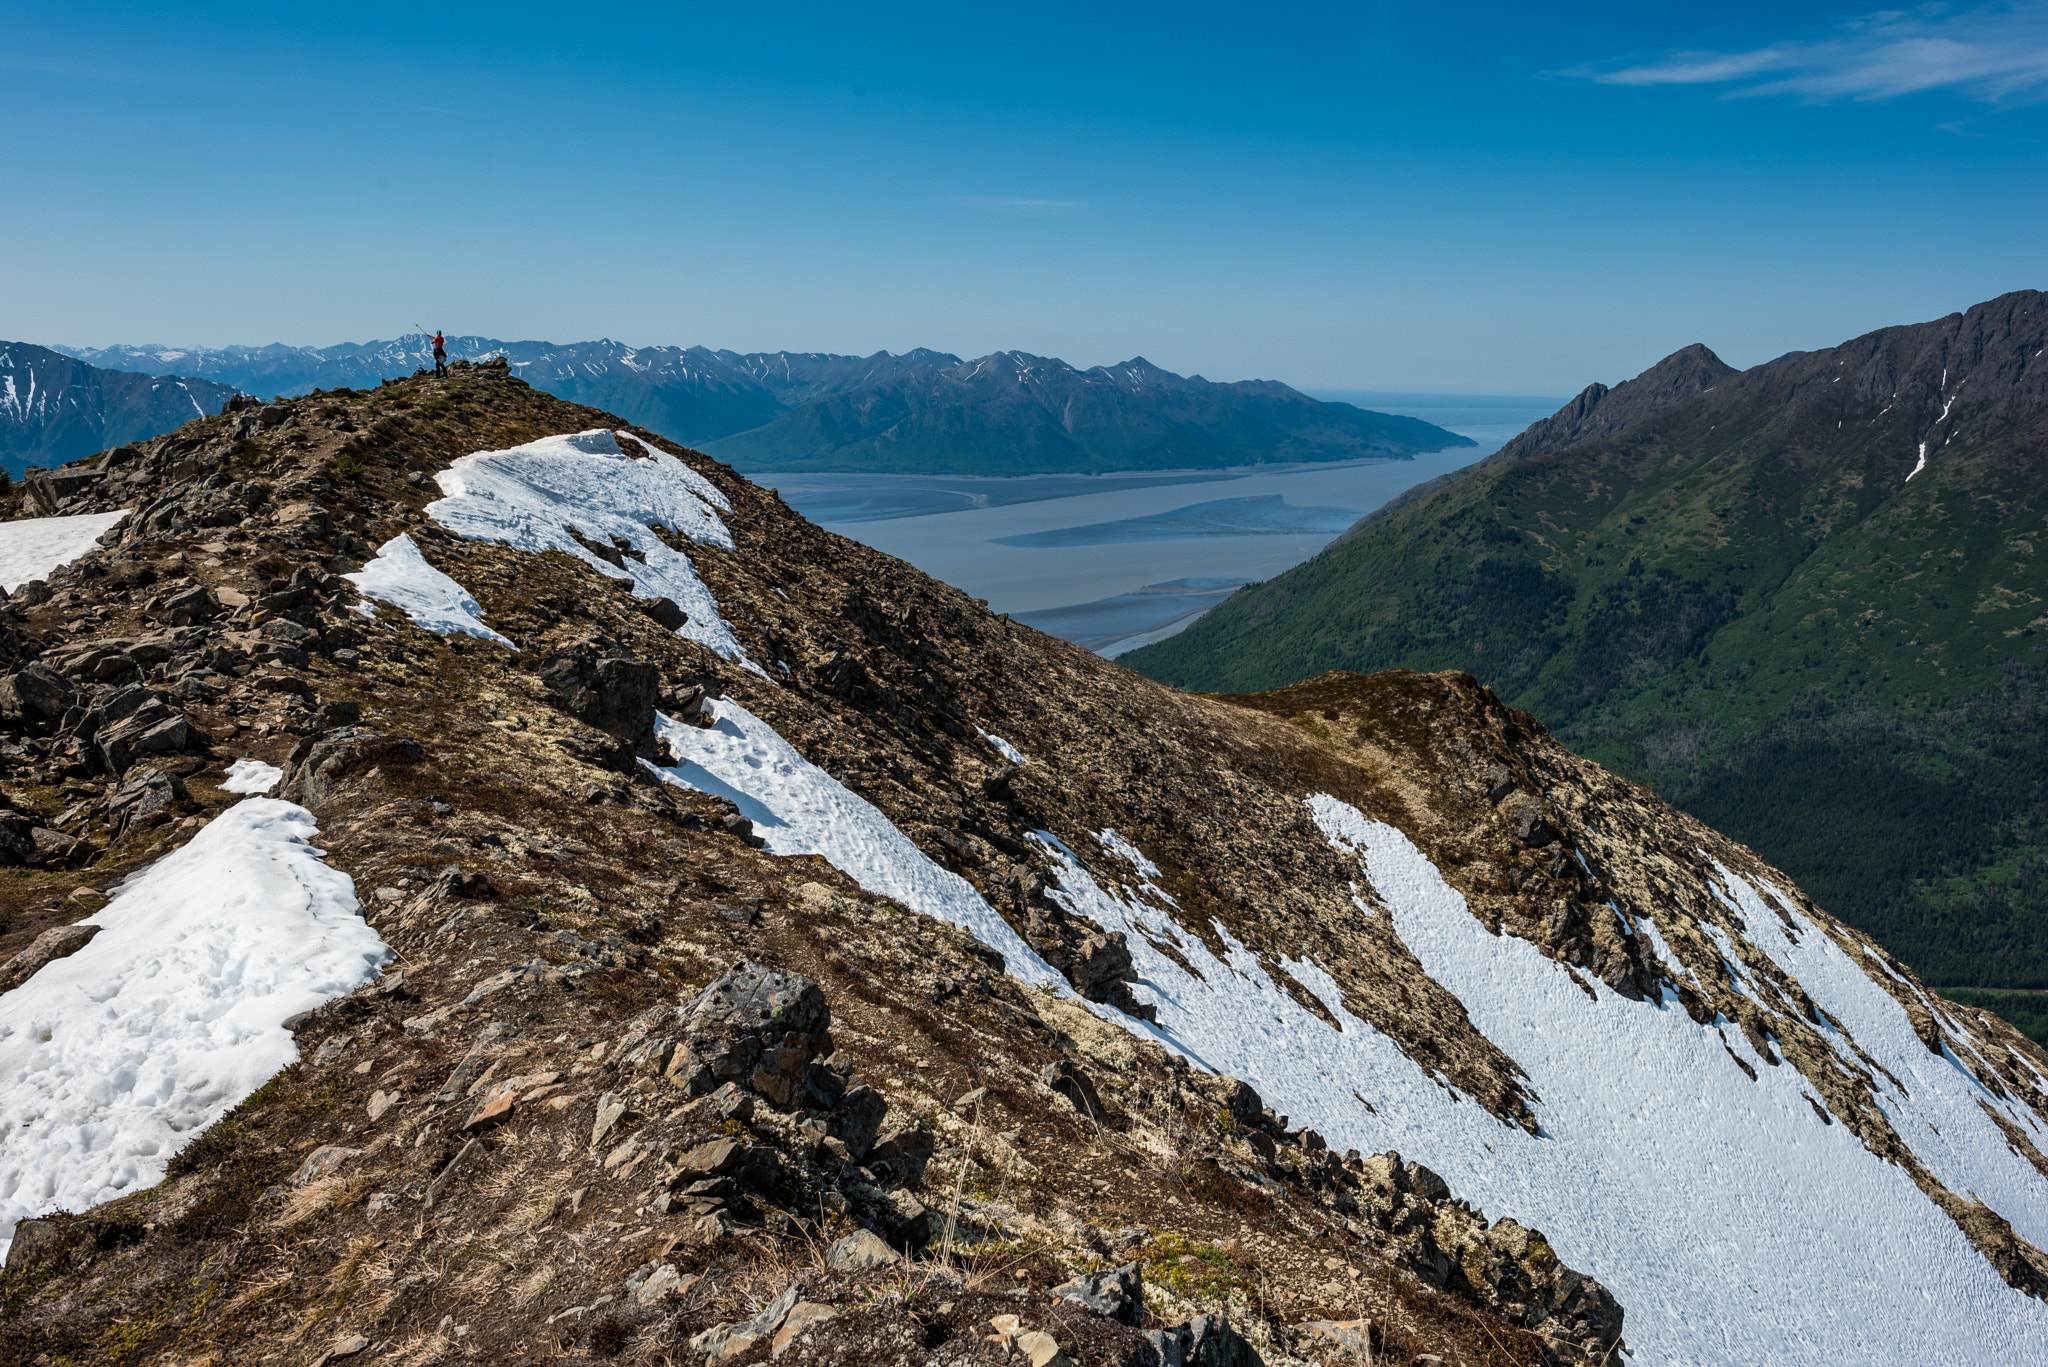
[1196, 1074, 1264, 1128]
[641, 596, 689, 630]
[826, 1084, 889, 1160]
[290, 1145, 361, 1185]
[0, 922, 102, 991]
[1042, 1059, 1106, 1123]
[107, 767, 188, 838]
[0, 814, 37, 866]
[161, 585, 220, 625]
[281, 728, 424, 806]
[29, 827, 92, 867]
[825, 1229, 900, 1272]
[1148, 1314, 1262, 1367]
[0, 664, 78, 734]
[1505, 794, 1558, 848]
[97, 699, 190, 774]
[665, 961, 831, 1106]
[537, 644, 659, 758]
[690, 1281, 804, 1363]
[770, 1302, 839, 1357]
[675, 1138, 744, 1179]
[23, 467, 104, 515]
[868, 1126, 934, 1189]
[1051, 1262, 1143, 1324]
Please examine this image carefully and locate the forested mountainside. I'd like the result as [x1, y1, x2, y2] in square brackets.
[1128, 290, 2048, 1008]
[1, 363, 2046, 1365]
[0, 344, 235, 478]
[62, 340, 1466, 474]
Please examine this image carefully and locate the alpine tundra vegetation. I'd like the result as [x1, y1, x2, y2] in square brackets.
[1, 360, 2046, 1366]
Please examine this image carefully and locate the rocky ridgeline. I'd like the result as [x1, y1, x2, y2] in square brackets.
[7, 953, 1614, 1365]
[0, 363, 1633, 1366]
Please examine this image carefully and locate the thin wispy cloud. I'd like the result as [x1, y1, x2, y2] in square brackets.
[1579, 4, 2048, 102]
[946, 196, 1092, 213]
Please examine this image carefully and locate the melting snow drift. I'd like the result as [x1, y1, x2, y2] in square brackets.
[0, 799, 388, 1258]
[425, 429, 754, 666]
[649, 701, 1068, 989]
[345, 533, 514, 645]
[0, 511, 130, 592]
[221, 758, 284, 795]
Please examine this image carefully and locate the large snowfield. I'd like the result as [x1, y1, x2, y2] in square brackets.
[0, 799, 388, 1259]
[0, 510, 130, 592]
[651, 686, 2048, 1359]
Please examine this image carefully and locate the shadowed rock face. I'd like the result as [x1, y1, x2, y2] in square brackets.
[536, 643, 660, 761]
[1, 361, 2041, 1366]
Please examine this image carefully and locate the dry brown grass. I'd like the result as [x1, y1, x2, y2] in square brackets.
[270, 1173, 372, 1228]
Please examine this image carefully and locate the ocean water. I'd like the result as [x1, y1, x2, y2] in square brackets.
[763, 395, 1557, 654]
[992, 494, 1366, 548]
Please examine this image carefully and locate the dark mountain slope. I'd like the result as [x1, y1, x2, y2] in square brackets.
[62, 340, 1453, 474]
[0, 344, 236, 477]
[703, 351, 1470, 474]
[58, 339, 940, 446]
[1127, 290, 2048, 994]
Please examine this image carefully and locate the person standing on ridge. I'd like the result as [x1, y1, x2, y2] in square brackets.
[431, 331, 448, 376]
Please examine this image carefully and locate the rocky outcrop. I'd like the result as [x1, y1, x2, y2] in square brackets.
[1353, 1152, 1623, 1353]
[280, 728, 424, 807]
[535, 641, 660, 763]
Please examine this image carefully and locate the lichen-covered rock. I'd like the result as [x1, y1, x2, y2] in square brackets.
[280, 727, 424, 806]
[536, 643, 659, 759]
[661, 961, 832, 1105]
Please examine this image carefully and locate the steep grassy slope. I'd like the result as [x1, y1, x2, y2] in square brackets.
[1127, 291, 2048, 997]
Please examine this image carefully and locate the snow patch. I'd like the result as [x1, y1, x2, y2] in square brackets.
[978, 729, 1027, 766]
[0, 799, 388, 1258]
[425, 429, 755, 668]
[1708, 860, 2048, 1250]
[1908, 441, 1929, 481]
[647, 701, 1066, 987]
[0, 511, 130, 592]
[344, 533, 513, 645]
[221, 758, 283, 795]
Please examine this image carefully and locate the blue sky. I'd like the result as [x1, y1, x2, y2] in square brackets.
[4, 1, 2045, 393]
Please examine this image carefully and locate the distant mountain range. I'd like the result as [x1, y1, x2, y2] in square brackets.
[0, 344, 236, 477]
[55, 338, 1469, 476]
[1127, 288, 2048, 1004]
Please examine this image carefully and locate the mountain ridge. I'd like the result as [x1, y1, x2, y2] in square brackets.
[1125, 288, 2048, 1001]
[57, 338, 1470, 476]
[0, 361, 2045, 1362]
[702, 349, 1469, 475]
[0, 343, 237, 478]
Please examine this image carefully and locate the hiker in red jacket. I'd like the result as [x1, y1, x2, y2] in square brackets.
[431, 331, 448, 376]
